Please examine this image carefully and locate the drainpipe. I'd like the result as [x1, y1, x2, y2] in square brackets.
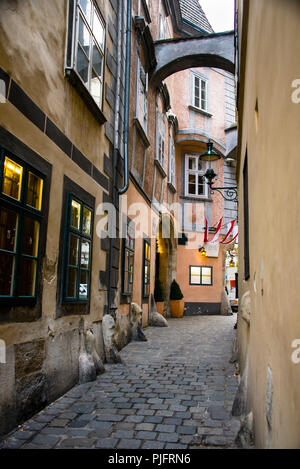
[107, 0, 123, 315]
[119, 0, 132, 195]
[107, 0, 132, 314]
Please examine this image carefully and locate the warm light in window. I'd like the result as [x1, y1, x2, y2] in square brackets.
[3, 157, 23, 201]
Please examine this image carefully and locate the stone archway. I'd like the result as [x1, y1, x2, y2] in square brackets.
[155, 214, 177, 317]
[151, 31, 235, 87]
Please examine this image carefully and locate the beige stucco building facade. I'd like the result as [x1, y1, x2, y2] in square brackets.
[236, 0, 300, 448]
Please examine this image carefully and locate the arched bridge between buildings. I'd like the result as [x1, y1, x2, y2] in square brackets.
[151, 31, 235, 86]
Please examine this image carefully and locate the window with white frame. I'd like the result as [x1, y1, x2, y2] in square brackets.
[168, 128, 175, 188]
[136, 58, 148, 133]
[192, 73, 208, 112]
[66, 0, 105, 109]
[156, 110, 165, 167]
[185, 154, 208, 198]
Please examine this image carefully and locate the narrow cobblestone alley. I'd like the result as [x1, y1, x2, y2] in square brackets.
[0, 315, 241, 450]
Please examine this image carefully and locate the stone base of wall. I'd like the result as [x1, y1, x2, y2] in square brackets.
[184, 302, 221, 316]
[0, 322, 104, 438]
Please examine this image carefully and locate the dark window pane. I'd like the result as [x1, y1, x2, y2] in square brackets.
[0, 207, 18, 252]
[92, 43, 103, 77]
[67, 267, 77, 297]
[69, 234, 79, 266]
[19, 257, 37, 296]
[0, 252, 14, 295]
[78, 14, 90, 55]
[189, 184, 196, 195]
[27, 172, 43, 210]
[22, 217, 40, 257]
[76, 45, 89, 85]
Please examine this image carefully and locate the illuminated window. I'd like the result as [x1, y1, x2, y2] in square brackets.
[63, 195, 93, 302]
[0, 152, 44, 299]
[122, 225, 135, 295]
[143, 238, 151, 297]
[189, 266, 213, 286]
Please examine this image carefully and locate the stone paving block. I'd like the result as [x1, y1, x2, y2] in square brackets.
[136, 431, 157, 440]
[155, 424, 176, 433]
[87, 420, 113, 430]
[95, 414, 124, 422]
[48, 419, 70, 427]
[113, 429, 135, 439]
[136, 423, 155, 431]
[30, 435, 61, 447]
[12, 430, 35, 440]
[2, 438, 25, 449]
[157, 433, 179, 443]
[59, 437, 95, 448]
[177, 425, 197, 435]
[125, 415, 144, 423]
[144, 416, 163, 424]
[95, 438, 119, 449]
[142, 441, 165, 449]
[117, 439, 142, 449]
[165, 443, 188, 449]
[68, 419, 88, 428]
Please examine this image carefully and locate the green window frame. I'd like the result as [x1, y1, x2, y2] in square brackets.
[122, 225, 135, 295]
[62, 193, 93, 303]
[143, 238, 151, 298]
[0, 148, 45, 301]
[189, 265, 213, 286]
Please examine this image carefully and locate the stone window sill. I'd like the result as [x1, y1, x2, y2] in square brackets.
[133, 117, 150, 148]
[66, 68, 107, 125]
[188, 105, 213, 118]
[155, 158, 167, 178]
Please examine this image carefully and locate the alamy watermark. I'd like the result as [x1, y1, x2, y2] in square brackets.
[291, 79, 300, 103]
[0, 339, 6, 364]
[95, 194, 207, 249]
[0, 79, 6, 103]
[291, 339, 300, 364]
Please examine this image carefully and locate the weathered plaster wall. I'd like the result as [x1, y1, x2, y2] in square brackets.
[237, 0, 300, 448]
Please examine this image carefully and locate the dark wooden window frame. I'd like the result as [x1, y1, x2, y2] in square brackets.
[121, 222, 135, 296]
[0, 148, 45, 303]
[142, 236, 151, 298]
[189, 265, 213, 286]
[57, 176, 94, 317]
[0, 127, 52, 323]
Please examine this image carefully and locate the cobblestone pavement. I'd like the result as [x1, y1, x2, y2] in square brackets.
[0, 315, 241, 450]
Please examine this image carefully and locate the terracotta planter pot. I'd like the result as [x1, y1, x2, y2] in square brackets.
[156, 302, 165, 315]
[170, 299, 184, 318]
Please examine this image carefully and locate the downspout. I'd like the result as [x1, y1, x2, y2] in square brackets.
[119, 0, 132, 195]
[107, 0, 132, 314]
[107, 0, 123, 315]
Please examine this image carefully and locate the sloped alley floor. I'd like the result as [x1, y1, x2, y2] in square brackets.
[1, 315, 241, 450]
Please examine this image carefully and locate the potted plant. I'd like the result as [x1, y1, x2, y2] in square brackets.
[170, 279, 184, 318]
[154, 278, 165, 315]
